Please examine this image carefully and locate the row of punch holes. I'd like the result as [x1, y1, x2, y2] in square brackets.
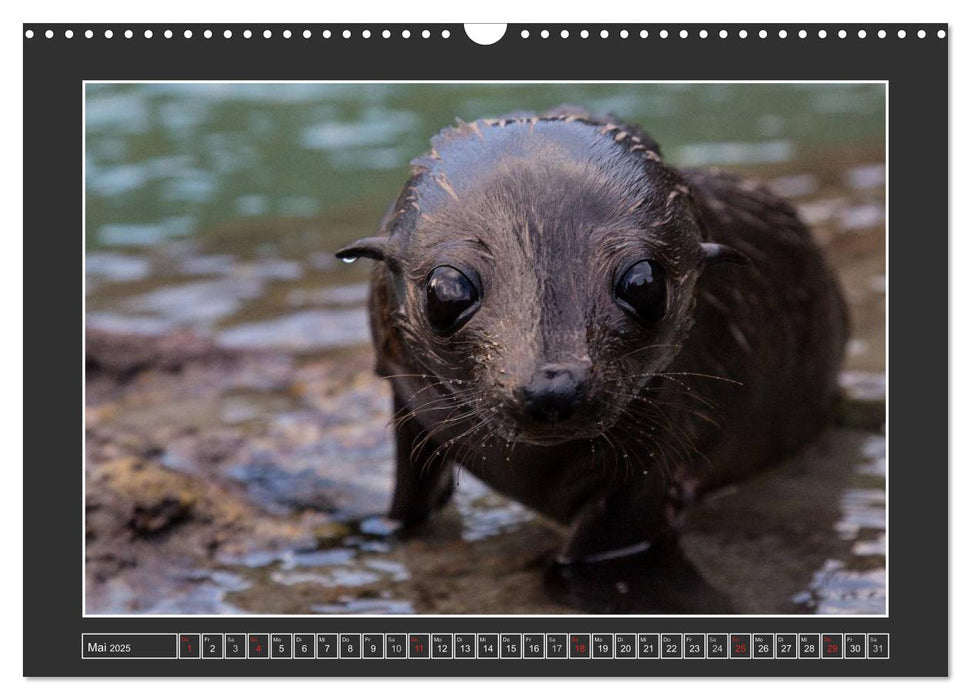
[523, 27, 947, 40]
[24, 28, 454, 40]
[24, 26, 948, 41]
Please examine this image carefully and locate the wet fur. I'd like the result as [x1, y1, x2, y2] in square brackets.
[341, 106, 848, 612]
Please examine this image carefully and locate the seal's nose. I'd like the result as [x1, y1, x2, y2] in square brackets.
[521, 362, 588, 422]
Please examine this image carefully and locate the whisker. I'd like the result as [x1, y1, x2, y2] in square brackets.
[615, 342, 683, 362]
[633, 370, 744, 386]
[603, 390, 722, 430]
[624, 375, 721, 412]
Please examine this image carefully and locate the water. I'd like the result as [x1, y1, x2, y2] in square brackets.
[85, 83, 884, 250]
[83, 83, 886, 615]
[84, 82, 885, 346]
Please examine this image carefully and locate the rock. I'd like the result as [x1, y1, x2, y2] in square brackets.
[836, 371, 886, 431]
[86, 328, 236, 381]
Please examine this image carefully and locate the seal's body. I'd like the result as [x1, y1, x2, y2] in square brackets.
[338, 108, 847, 612]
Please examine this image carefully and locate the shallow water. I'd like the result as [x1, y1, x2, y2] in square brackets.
[83, 83, 886, 615]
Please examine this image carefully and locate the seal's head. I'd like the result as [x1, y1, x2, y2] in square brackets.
[338, 110, 748, 446]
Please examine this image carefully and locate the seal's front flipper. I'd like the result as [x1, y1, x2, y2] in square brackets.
[545, 484, 733, 614]
[387, 395, 454, 529]
[544, 535, 735, 614]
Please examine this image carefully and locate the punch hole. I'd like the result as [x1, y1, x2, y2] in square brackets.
[105, 30, 113, 39]
[541, 29, 549, 39]
[243, 29, 252, 39]
[520, 30, 529, 38]
[402, 29, 411, 38]
[660, 29, 668, 39]
[464, 24, 506, 45]
[264, 30, 272, 39]
[680, 29, 688, 39]
[25, 29, 34, 38]
[362, 30, 371, 39]
[600, 29, 609, 39]
[818, 30, 827, 39]
[738, 29, 747, 38]
[85, 29, 93, 39]
[799, 29, 807, 38]
[165, 29, 173, 39]
[878, 29, 886, 39]
[561, 30, 569, 39]
[718, 29, 727, 39]
[580, 29, 589, 39]
[283, 29, 291, 38]
[918, 29, 926, 38]
[422, 30, 430, 39]
[343, 29, 351, 39]
[65, 29, 74, 38]
[125, 30, 133, 38]
[937, 29, 946, 38]
[620, 29, 629, 38]
[184, 30, 193, 39]
[858, 29, 867, 38]
[45, 29, 53, 39]
[897, 30, 906, 39]
[442, 29, 451, 38]
[758, 29, 767, 39]
[643, 30, 651, 38]
[698, 29, 707, 38]
[838, 29, 847, 38]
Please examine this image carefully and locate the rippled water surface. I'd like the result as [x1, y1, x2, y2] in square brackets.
[84, 83, 886, 615]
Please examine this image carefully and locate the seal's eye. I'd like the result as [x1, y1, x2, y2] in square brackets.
[615, 259, 668, 327]
[425, 265, 480, 334]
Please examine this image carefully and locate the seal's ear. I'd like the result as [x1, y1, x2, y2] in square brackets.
[335, 237, 389, 262]
[701, 242, 751, 267]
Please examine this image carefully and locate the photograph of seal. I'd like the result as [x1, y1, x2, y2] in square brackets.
[337, 105, 847, 613]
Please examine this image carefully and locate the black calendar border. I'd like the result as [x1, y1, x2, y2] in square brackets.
[23, 23, 948, 677]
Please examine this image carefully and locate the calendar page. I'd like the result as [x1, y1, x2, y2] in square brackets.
[22, 21, 947, 677]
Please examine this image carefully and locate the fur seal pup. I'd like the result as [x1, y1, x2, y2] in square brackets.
[337, 107, 848, 613]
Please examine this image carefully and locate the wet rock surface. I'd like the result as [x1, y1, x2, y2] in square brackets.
[85, 328, 885, 615]
[84, 330, 571, 614]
